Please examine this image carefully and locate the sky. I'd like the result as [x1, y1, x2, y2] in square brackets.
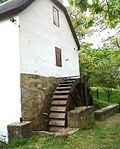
[63, 0, 118, 49]
[63, 0, 69, 6]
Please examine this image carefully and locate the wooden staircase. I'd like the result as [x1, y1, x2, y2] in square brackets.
[49, 76, 94, 132]
[49, 77, 79, 132]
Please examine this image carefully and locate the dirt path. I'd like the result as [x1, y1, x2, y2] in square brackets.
[96, 113, 120, 128]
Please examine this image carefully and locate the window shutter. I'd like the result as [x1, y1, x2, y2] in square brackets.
[55, 47, 62, 67]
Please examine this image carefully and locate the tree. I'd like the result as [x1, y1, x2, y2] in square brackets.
[69, 0, 120, 28]
[0, 0, 7, 3]
[67, 7, 92, 40]
[79, 41, 120, 101]
[96, 56, 120, 101]
[78, 42, 95, 79]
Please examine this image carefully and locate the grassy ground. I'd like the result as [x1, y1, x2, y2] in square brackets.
[3, 113, 120, 149]
[91, 87, 120, 104]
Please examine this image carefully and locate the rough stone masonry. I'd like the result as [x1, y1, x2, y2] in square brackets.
[20, 74, 61, 131]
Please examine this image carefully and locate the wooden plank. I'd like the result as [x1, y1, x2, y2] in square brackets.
[50, 126, 65, 132]
[50, 106, 66, 112]
[58, 84, 72, 87]
[52, 95, 68, 99]
[49, 120, 65, 126]
[60, 80, 75, 84]
[56, 86, 71, 90]
[51, 100, 67, 105]
[50, 112, 65, 119]
[54, 90, 70, 94]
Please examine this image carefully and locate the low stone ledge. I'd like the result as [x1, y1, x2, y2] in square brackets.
[7, 121, 32, 142]
[32, 128, 79, 138]
[67, 106, 95, 129]
[32, 131, 67, 138]
[95, 104, 119, 121]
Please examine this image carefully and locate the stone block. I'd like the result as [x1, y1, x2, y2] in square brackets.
[7, 121, 32, 142]
[95, 104, 119, 121]
[67, 106, 95, 129]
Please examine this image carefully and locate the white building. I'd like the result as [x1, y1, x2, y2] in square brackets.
[0, 0, 80, 141]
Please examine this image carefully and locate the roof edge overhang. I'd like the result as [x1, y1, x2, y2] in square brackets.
[0, 0, 80, 49]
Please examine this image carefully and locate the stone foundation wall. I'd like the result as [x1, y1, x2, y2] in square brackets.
[21, 74, 61, 131]
[67, 106, 95, 129]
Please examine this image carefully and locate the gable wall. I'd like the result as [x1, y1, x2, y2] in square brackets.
[19, 0, 80, 77]
[0, 16, 21, 141]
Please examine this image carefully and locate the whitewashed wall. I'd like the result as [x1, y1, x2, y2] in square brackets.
[19, 0, 80, 77]
[0, 16, 21, 141]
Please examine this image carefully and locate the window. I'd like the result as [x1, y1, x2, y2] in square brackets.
[55, 47, 62, 67]
[53, 6, 59, 27]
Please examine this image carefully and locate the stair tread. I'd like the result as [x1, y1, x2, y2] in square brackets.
[54, 90, 70, 94]
[51, 100, 67, 105]
[65, 76, 80, 80]
[56, 86, 71, 90]
[60, 80, 75, 84]
[58, 84, 72, 87]
[49, 119, 65, 126]
[50, 106, 66, 112]
[52, 95, 68, 99]
[50, 112, 65, 119]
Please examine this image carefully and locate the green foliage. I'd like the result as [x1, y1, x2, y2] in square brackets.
[67, 7, 91, 40]
[84, 16, 94, 28]
[79, 42, 95, 79]
[3, 136, 38, 148]
[0, 0, 7, 4]
[69, 0, 120, 28]
[79, 41, 120, 100]
[91, 87, 120, 104]
[3, 118, 120, 149]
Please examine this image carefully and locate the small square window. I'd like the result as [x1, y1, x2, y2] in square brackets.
[53, 6, 59, 27]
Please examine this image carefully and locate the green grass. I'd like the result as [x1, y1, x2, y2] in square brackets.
[91, 86, 120, 104]
[3, 114, 120, 149]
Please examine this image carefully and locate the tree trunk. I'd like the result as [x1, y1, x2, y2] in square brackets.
[96, 87, 99, 99]
[107, 89, 112, 102]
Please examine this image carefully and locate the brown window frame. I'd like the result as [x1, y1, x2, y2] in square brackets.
[53, 6, 59, 27]
[55, 47, 62, 67]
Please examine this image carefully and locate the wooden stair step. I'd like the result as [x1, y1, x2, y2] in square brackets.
[50, 126, 65, 132]
[56, 86, 71, 90]
[58, 83, 72, 87]
[54, 90, 70, 95]
[52, 95, 68, 99]
[50, 112, 65, 119]
[50, 106, 66, 112]
[51, 100, 67, 106]
[65, 77, 80, 81]
[49, 120, 65, 126]
[60, 80, 75, 84]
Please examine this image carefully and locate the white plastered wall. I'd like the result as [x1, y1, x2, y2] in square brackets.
[19, 0, 80, 77]
[0, 16, 21, 141]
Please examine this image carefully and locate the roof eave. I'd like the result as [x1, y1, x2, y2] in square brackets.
[0, 0, 80, 49]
